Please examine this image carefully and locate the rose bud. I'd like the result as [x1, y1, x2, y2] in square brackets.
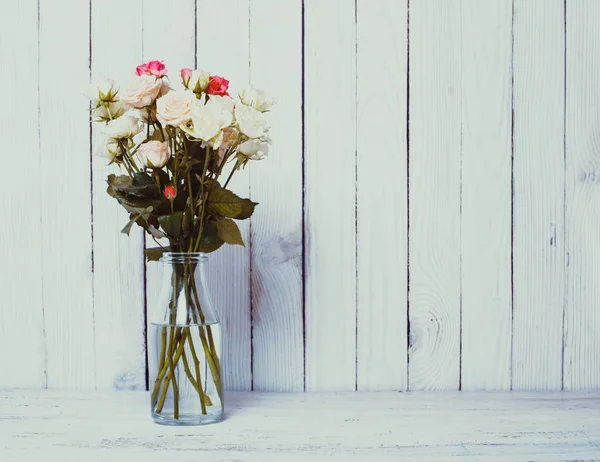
[164, 185, 177, 200]
[180, 68, 193, 87]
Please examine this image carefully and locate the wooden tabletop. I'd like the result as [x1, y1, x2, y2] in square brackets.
[1, 390, 599, 461]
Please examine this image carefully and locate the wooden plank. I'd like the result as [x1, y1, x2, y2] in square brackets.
[249, 0, 304, 391]
[356, 0, 408, 391]
[0, 0, 46, 388]
[141, 0, 196, 389]
[39, 0, 95, 388]
[2, 391, 600, 460]
[408, 0, 461, 390]
[196, 0, 252, 391]
[91, 0, 146, 391]
[460, 0, 513, 391]
[564, 1, 600, 390]
[512, 0, 565, 391]
[304, 0, 357, 391]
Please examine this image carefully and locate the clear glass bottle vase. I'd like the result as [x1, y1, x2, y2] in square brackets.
[149, 253, 223, 425]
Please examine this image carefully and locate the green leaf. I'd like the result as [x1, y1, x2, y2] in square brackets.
[158, 211, 184, 239]
[198, 221, 224, 253]
[206, 185, 258, 220]
[215, 218, 245, 246]
[121, 206, 154, 236]
[145, 247, 166, 262]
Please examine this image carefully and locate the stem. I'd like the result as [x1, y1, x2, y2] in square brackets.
[158, 326, 167, 372]
[222, 158, 240, 189]
[186, 329, 207, 414]
[167, 326, 179, 419]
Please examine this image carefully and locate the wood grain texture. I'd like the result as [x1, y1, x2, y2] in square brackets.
[564, 1, 600, 390]
[356, 0, 408, 391]
[197, 0, 252, 391]
[91, 0, 147, 391]
[304, 0, 357, 391]
[408, 0, 461, 390]
[249, 0, 304, 391]
[460, 0, 513, 391]
[39, 0, 95, 389]
[512, 0, 565, 391]
[0, 0, 46, 388]
[141, 0, 196, 387]
[2, 391, 600, 461]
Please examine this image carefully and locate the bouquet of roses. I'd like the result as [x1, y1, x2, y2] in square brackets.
[87, 60, 273, 423]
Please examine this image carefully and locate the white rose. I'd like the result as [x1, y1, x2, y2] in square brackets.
[120, 75, 162, 109]
[235, 104, 270, 139]
[240, 86, 274, 112]
[102, 115, 143, 140]
[238, 139, 269, 160]
[156, 90, 196, 127]
[96, 139, 120, 161]
[92, 101, 127, 121]
[86, 79, 118, 105]
[181, 98, 234, 148]
[136, 140, 170, 168]
[188, 70, 211, 93]
[209, 94, 235, 113]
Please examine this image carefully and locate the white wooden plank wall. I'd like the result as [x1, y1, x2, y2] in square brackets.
[2, 0, 600, 392]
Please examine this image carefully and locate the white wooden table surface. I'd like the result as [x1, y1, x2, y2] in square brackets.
[1, 391, 599, 461]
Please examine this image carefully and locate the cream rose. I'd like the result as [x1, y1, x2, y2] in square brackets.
[235, 104, 270, 139]
[156, 90, 196, 127]
[137, 140, 170, 168]
[96, 139, 120, 161]
[92, 101, 127, 121]
[187, 70, 211, 93]
[238, 139, 269, 160]
[102, 115, 143, 140]
[120, 75, 162, 109]
[240, 86, 274, 112]
[181, 98, 233, 148]
[86, 79, 118, 105]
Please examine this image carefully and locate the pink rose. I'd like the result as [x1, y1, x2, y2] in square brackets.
[136, 60, 168, 77]
[206, 75, 229, 96]
[181, 68, 193, 86]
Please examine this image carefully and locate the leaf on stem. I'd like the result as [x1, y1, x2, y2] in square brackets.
[198, 221, 224, 253]
[158, 211, 184, 239]
[206, 185, 258, 220]
[214, 217, 245, 246]
[145, 247, 165, 262]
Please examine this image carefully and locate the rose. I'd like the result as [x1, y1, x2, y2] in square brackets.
[92, 100, 127, 122]
[102, 115, 143, 140]
[209, 94, 235, 113]
[137, 140, 170, 168]
[180, 98, 233, 148]
[217, 127, 239, 164]
[234, 104, 270, 139]
[187, 69, 211, 93]
[136, 60, 168, 77]
[240, 86, 274, 112]
[164, 185, 177, 199]
[96, 139, 120, 161]
[156, 90, 196, 127]
[180, 68, 193, 86]
[207, 75, 229, 96]
[238, 139, 269, 160]
[120, 75, 162, 109]
[86, 80, 118, 105]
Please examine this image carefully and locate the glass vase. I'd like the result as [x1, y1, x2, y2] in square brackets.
[149, 252, 223, 425]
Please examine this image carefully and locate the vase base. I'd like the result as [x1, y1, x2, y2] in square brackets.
[152, 412, 223, 426]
